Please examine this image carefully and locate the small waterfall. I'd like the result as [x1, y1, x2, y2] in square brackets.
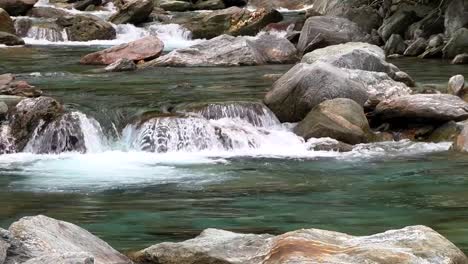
[26, 24, 66, 42]
[0, 124, 16, 154]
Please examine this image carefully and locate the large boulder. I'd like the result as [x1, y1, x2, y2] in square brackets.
[0, 32, 24, 46]
[378, 10, 418, 41]
[57, 15, 116, 41]
[384, 34, 406, 55]
[142, 33, 297, 67]
[445, 0, 468, 37]
[0, 0, 37, 15]
[297, 16, 369, 55]
[294, 98, 370, 144]
[80, 36, 164, 65]
[110, 0, 154, 24]
[263, 62, 369, 122]
[443, 28, 468, 59]
[0, 8, 14, 34]
[132, 226, 467, 264]
[374, 94, 468, 124]
[8, 215, 132, 264]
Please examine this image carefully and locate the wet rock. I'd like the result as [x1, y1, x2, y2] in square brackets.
[57, 15, 116, 41]
[406, 10, 444, 40]
[448, 74, 466, 97]
[378, 10, 418, 41]
[73, 0, 101, 11]
[104, 58, 137, 72]
[444, 0, 468, 37]
[394, 71, 416, 87]
[110, 0, 154, 24]
[0, 74, 42, 97]
[443, 28, 468, 59]
[192, 0, 225, 10]
[452, 121, 468, 152]
[0, 8, 14, 34]
[158, 0, 191, 11]
[80, 36, 164, 65]
[8, 215, 132, 264]
[374, 94, 468, 124]
[294, 98, 370, 144]
[404, 37, 427, 56]
[26, 6, 71, 18]
[384, 34, 406, 55]
[133, 226, 467, 264]
[428, 121, 463, 143]
[248, 0, 312, 10]
[420, 45, 444, 59]
[0, 32, 24, 46]
[307, 138, 354, 152]
[452, 53, 468, 64]
[297, 16, 369, 55]
[263, 62, 368, 122]
[142, 34, 297, 67]
[0, 0, 37, 16]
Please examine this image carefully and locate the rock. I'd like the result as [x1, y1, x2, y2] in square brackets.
[428, 34, 444, 49]
[0, 101, 7, 118]
[262, 73, 282, 82]
[452, 53, 468, 64]
[142, 33, 297, 67]
[192, 0, 225, 10]
[294, 98, 370, 144]
[297, 16, 369, 55]
[57, 15, 116, 41]
[110, 0, 154, 24]
[448, 74, 466, 96]
[0, 32, 24, 46]
[428, 121, 464, 143]
[0, 228, 33, 263]
[0, 74, 42, 97]
[393, 71, 416, 87]
[384, 34, 406, 55]
[0, 0, 37, 15]
[104, 58, 137, 72]
[374, 94, 468, 124]
[378, 10, 418, 41]
[10, 97, 63, 151]
[404, 37, 427, 56]
[0, 95, 24, 107]
[452, 121, 468, 152]
[306, 138, 354, 152]
[420, 45, 444, 59]
[80, 36, 164, 65]
[248, 0, 312, 9]
[22, 253, 94, 264]
[443, 28, 468, 59]
[73, 0, 101, 11]
[445, 0, 468, 37]
[132, 226, 467, 264]
[263, 62, 369, 122]
[158, 0, 191, 11]
[0, 8, 14, 34]
[9, 215, 132, 264]
[406, 10, 444, 40]
[339, 5, 382, 33]
[26, 7, 71, 18]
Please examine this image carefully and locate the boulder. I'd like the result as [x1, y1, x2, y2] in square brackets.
[445, 0, 468, 37]
[0, 0, 37, 15]
[26, 7, 71, 18]
[110, 0, 155, 24]
[263, 62, 369, 122]
[294, 98, 370, 144]
[158, 0, 191, 11]
[192, 0, 225, 10]
[428, 121, 464, 143]
[74, 0, 101, 11]
[443, 28, 468, 59]
[378, 10, 418, 41]
[22, 253, 94, 264]
[404, 37, 427, 56]
[142, 34, 297, 67]
[406, 10, 444, 40]
[0, 74, 42, 97]
[384, 34, 406, 55]
[452, 121, 468, 152]
[374, 94, 468, 124]
[393, 71, 416, 87]
[9, 215, 132, 264]
[57, 15, 116, 41]
[428, 34, 444, 49]
[0, 8, 14, 34]
[297, 16, 369, 55]
[0, 32, 24, 46]
[452, 53, 468, 64]
[306, 138, 354, 152]
[448, 74, 466, 97]
[80, 36, 164, 65]
[104, 58, 137, 72]
[132, 226, 467, 264]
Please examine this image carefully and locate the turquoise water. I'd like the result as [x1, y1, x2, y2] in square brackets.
[1, 46, 468, 254]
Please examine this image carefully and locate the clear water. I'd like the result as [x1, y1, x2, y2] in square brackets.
[1, 46, 468, 255]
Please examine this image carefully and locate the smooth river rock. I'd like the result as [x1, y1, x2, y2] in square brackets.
[448, 74, 466, 97]
[110, 0, 154, 25]
[80, 36, 164, 65]
[133, 226, 468, 264]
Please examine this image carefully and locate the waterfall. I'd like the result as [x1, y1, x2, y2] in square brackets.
[0, 124, 16, 154]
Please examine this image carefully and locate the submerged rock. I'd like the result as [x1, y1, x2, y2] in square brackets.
[57, 15, 116, 41]
[306, 138, 354, 152]
[133, 226, 467, 264]
[142, 33, 297, 67]
[80, 36, 164, 65]
[0, 0, 37, 16]
[110, 0, 154, 25]
[0, 31, 24, 46]
[104, 58, 137, 72]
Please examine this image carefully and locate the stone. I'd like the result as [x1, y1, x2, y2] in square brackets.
[448, 74, 466, 96]
[393, 71, 416, 87]
[73, 0, 101, 11]
[427, 34, 444, 49]
[0, 0, 38, 15]
[452, 121, 468, 152]
[403, 37, 427, 56]
[452, 53, 468, 64]
[0, 74, 42, 97]
[104, 58, 137, 72]
[0, 228, 32, 264]
[263, 62, 369, 122]
[384, 34, 406, 55]
[420, 45, 443, 59]
[443, 28, 468, 59]
[406, 10, 444, 40]
[306, 138, 354, 152]
[26, 7, 71, 18]
[294, 98, 370, 144]
[192, 0, 225, 10]
[428, 121, 464, 143]
[80, 36, 164, 65]
[22, 253, 94, 264]
[9, 215, 132, 264]
[142, 34, 297, 67]
[132, 226, 467, 264]
[110, 0, 155, 24]
[248, 0, 313, 9]
[57, 15, 116, 41]
[445, 0, 468, 37]
[378, 10, 418, 41]
[0, 8, 14, 34]
[158, 0, 191, 11]
[0, 32, 24, 46]
[374, 94, 468, 124]
[297, 16, 369, 55]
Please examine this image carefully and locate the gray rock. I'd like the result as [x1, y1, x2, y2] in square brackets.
[443, 28, 468, 59]
[378, 10, 418, 41]
[158, 0, 191, 11]
[393, 71, 416, 87]
[0, 228, 32, 264]
[404, 37, 427, 56]
[0, 101, 7, 118]
[306, 138, 354, 152]
[142, 34, 297, 67]
[297, 16, 369, 55]
[420, 45, 444, 59]
[452, 121, 468, 152]
[0, 8, 14, 34]
[0, 31, 24, 46]
[110, 0, 154, 24]
[192, 0, 225, 10]
[406, 10, 444, 40]
[448, 74, 466, 96]
[9, 215, 132, 264]
[22, 253, 94, 264]
[452, 53, 468, 64]
[384, 34, 406, 55]
[0, 0, 37, 15]
[428, 121, 464, 143]
[104, 58, 137, 72]
[445, 0, 468, 37]
[26, 6, 71, 18]
[294, 98, 370, 144]
[375, 94, 468, 123]
[74, 0, 101, 11]
[0, 237, 7, 264]
[427, 34, 444, 48]
[57, 15, 115, 41]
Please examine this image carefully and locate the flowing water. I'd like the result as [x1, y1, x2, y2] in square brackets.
[2, 6, 468, 254]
